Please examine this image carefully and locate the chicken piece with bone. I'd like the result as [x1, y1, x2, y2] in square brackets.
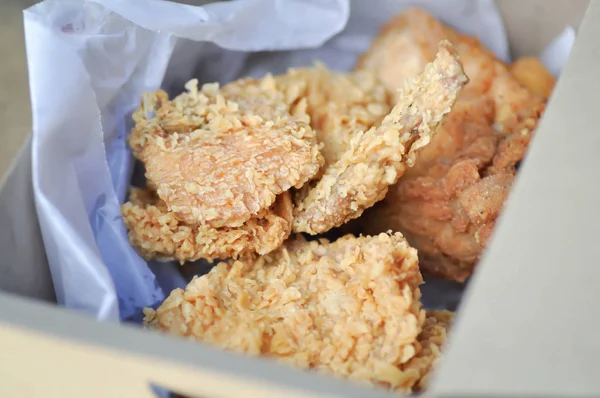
[355, 7, 552, 281]
[129, 77, 323, 228]
[144, 232, 434, 393]
[293, 41, 468, 235]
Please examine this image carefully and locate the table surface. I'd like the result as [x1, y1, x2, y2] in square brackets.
[0, 0, 36, 180]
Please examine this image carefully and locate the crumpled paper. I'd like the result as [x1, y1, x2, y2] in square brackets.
[24, 0, 576, 321]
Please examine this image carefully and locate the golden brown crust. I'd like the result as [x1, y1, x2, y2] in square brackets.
[510, 56, 556, 99]
[402, 310, 454, 392]
[131, 78, 323, 228]
[144, 232, 429, 392]
[356, 7, 496, 102]
[278, 65, 391, 170]
[355, 8, 549, 281]
[293, 42, 468, 235]
[358, 98, 511, 281]
[121, 188, 293, 263]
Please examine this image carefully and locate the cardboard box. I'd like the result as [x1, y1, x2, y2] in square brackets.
[0, 0, 596, 396]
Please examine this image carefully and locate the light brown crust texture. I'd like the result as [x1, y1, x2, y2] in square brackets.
[130, 78, 323, 228]
[510, 56, 556, 99]
[121, 188, 293, 263]
[144, 232, 433, 392]
[403, 310, 454, 391]
[355, 7, 550, 281]
[276, 65, 391, 171]
[293, 41, 468, 235]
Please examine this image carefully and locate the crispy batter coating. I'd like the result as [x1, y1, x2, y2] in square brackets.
[279, 65, 391, 169]
[402, 310, 454, 392]
[359, 98, 512, 281]
[130, 78, 322, 228]
[355, 8, 549, 281]
[486, 69, 547, 174]
[121, 188, 292, 263]
[144, 232, 431, 392]
[510, 56, 556, 99]
[293, 41, 468, 235]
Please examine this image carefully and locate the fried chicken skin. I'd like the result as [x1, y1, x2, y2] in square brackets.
[359, 98, 512, 281]
[403, 310, 454, 392]
[356, 7, 497, 101]
[355, 8, 550, 281]
[130, 78, 323, 228]
[278, 65, 391, 170]
[510, 56, 556, 99]
[144, 232, 433, 393]
[121, 188, 293, 263]
[292, 41, 468, 235]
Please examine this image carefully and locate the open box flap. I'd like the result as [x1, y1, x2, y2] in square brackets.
[430, 1, 600, 396]
[0, 292, 401, 398]
[495, 0, 588, 57]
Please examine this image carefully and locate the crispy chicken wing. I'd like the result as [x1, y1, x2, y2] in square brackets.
[144, 232, 431, 393]
[121, 188, 292, 263]
[355, 8, 550, 281]
[130, 78, 322, 228]
[293, 41, 468, 235]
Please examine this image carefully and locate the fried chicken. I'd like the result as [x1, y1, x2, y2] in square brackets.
[121, 188, 292, 263]
[144, 232, 433, 393]
[355, 8, 550, 281]
[130, 78, 323, 228]
[358, 98, 512, 281]
[292, 41, 468, 235]
[402, 310, 454, 392]
[510, 56, 556, 99]
[355, 8, 497, 102]
[277, 65, 391, 170]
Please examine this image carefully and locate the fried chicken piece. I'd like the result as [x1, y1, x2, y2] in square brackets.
[279, 65, 391, 169]
[144, 232, 431, 393]
[402, 310, 454, 392]
[121, 188, 293, 263]
[354, 8, 549, 281]
[510, 56, 556, 99]
[486, 68, 547, 174]
[130, 78, 322, 228]
[356, 7, 497, 101]
[293, 42, 468, 235]
[359, 99, 512, 281]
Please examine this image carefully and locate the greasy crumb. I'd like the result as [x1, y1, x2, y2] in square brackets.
[121, 188, 293, 263]
[144, 232, 430, 393]
[293, 41, 468, 235]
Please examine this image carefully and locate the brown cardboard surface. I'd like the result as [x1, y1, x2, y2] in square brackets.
[0, 0, 598, 397]
[430, 1, 600, 395]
